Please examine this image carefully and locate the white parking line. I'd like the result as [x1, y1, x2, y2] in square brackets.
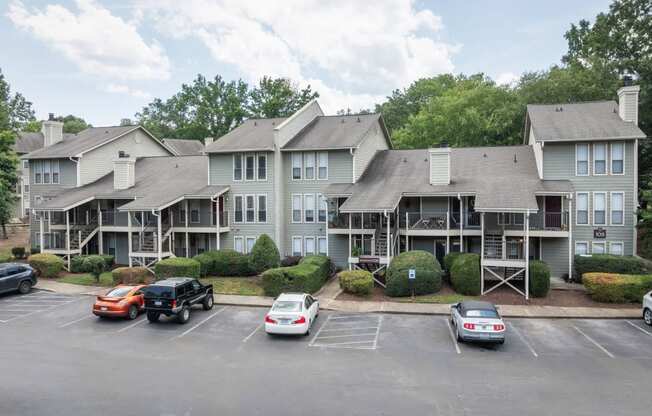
[59, 315, 94, 328]
[308, 315, 332, 346]
[328, 314, 372, 320]
[445, 318, 461, 355]
[626, 320, 652, 337]
[372, 315, 382, 349]
[311, 340, 376, 347]
[116, 317, 147, 333]
[242, 323, 263, 342]
[313, 333, 377, 340]
[0, 309, 41, 313]
[572, 324, 614, 358]
[174, 307, 227, 339]
[509, 322, 538, 357]
[319, 326, 379, 333]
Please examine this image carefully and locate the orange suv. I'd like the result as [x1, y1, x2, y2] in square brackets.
[93, 285, 146, 320]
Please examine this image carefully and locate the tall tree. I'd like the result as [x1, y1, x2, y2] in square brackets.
[0, 68, 35, 131]
[248, 77, 318, 118]
[20, 114, 92, 134]
[0, 131, 18, 238]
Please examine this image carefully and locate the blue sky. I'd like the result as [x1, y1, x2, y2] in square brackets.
[1, 0, 612, 127]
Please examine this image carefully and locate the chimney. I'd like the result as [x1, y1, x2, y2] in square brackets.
[204, 137, 214, 146]
[113, 151, 135, 190]
[429, 147, 451, 185]
[41, 114, 64, 147]
[617, 80, 640, 125]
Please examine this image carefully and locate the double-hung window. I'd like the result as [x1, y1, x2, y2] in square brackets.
[245, 195, 255, 223]
[575, 242, 589, 255]
[234, 236, 244, 253]
[593, 192, 606, 225]
[52, 160, 60, 184]
[190, 201, 200, 223]
[292, 153, 302, 180]
[246, 236, 256, 253]
[318, 237, 327, 255]
[576, 193, 589, 225]
[611, 143, 624, 174]
[257, 154, 267, 180]
[234, 195, 243, 223]
[609, 242, 624, 256]
[318, 152, 328, 179]
[304, 194, 315, 223]
[233, 154, 243, 181]
[43, 160, 51, 184]
[304, 153, 315, 180]
[611, 192, 624, 225]
[576, 144, 589, 175]
[34, 161, 42, 184]
[179, 206, 187, 225]
[318, 194, 327, 222]
[245, 154, 255, 181]
[292, 237, 303, 256]
[593, 143, 607, 175]
[257, 195, 267, 223]
[592, 242, 606, 254]
[292, 194, 302, 223]
[304, 237, 315, 255]
[22, 160, 28, 169]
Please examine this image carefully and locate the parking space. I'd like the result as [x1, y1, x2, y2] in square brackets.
[309, 314, 382, 350]
[0, 291, 79, 323]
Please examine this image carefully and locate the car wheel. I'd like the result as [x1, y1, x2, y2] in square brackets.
[304, 324, 311, 336]
[203, 294, 214, 311]
[497, 339, 505, 345]
[18, 280, 32, 295]
[456, 326, 463, 343]
[177, 306, 190, 324]
[644, 308, 652, 326]
[146, 311, 160, 323]
[127, 304, 138, 320]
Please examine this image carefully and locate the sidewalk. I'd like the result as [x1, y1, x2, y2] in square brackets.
[36, 279, 106, 296]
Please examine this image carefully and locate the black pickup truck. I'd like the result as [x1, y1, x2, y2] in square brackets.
[143, 278, 214, 324]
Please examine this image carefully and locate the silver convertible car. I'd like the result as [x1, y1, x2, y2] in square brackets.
[450, 300, 506, 344]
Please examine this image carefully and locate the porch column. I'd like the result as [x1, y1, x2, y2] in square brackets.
[65, 210, 70, 253]
[386, 211, 391, 260]
[480, 212, 485, 295]
[525, 212, 530, 300]
[170, 207, 174, 254]
[215, 199, 220, 250]
[157, 211, 162, 261]
[405, 212, 409, 251]
[127, 212, 133, 267]
[568, 196, 573, 280]
[446, 206, 450, 254]
[185, 232, 189, 258]
[348, 213, 352, 270]
[97, 201, 103, 254]
[39, 213, 44, 251]
[459, 196, 463, 252]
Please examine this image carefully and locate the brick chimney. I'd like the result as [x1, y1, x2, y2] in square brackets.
[113, 151, 135, 190]
[204, 137, 214, 146]
[617, 77, 640, 125]
[41, 113, 64, 147]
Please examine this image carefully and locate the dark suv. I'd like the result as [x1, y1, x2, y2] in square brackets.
[143, 278, 214, 324]
[0, 263, 37, 295]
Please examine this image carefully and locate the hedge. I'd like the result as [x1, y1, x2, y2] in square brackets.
[261, 255, 331, 297]
[84, 255, 106, 281]
[385, 250, 443, 297]
[574, 254, 648, 282]
[443, 252, 463, 273]
[583, 272, 652, 303]
[193, 249, 255, 277]
[11, 247, 26, 259]
[28, 253, 64, 278]
[249, 234, 280, 273]
[338, 270, 374, 296]
[450, 253, 481, 295]
[155, 257, 201, 279]
[281, 256, 302, 267]
[70, 254, 115, 273]
[0, 252, 11, 263]
[529, 260, 551, 298]
[112, 267, 155, 285]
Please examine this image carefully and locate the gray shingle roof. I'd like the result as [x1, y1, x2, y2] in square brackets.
[527, 101, 646, 142]
[282, 114, 387, 150]
[326, 146, 572, 213]
[13, 132, 44, 154]
[162, 138, 204, 156]
[204, 118, 286, 153]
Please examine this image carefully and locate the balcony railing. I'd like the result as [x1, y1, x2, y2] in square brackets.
[328, 213, 379, 229]
[484, 238, 524, 260]
[404, 211, 448, 230]
[529, 211, 569, 231]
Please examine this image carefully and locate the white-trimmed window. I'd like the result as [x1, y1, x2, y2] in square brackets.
[318, 237, 327, 255]
[257, 154, 267, 180]
[593, 192, 606, 225]
[292, 194, 302, 223]
[318, 194, 327, 223]
[304, 152, 315, 180]
[611, 142, 624, 175]
[245, 154, 255, 181]
[234, 236, 244, 253]
[233, 154, 243, 181]
[575, 241, 589, 255]
[609, 241, 624, 256]
[292, 153, 302, 180]
[43, 160, 51, 184]
[304, 194, 315, 223]
[22, 160, 28, 169]
[576, 144, 589, 176]
[292, 236, 303, 256]
[34, 161, 42, 184]
[576, 193, 589, 225]
[245, 195, 255, 223]
[592, 241, 606, 254]
[318, 152, 328, 180]
[611, 192, 624, 225]
[190, 201, 200, 223]
[23, 184, 29, 194]
[593, 143, 607, 175]
[257, 194, 267, 223]
[234, 195, 243, 223]
[179, 206, 187, 225]
[304, 237, 315, 255]
[52, 160, 60, 184]
[246, 236, 256, 253]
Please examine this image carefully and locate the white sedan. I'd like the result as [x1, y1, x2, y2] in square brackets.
[264, 293, 319, 336]
[643, 290, 652, 326]
[450, 300, 506, 344]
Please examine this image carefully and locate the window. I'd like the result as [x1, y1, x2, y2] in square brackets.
[611, 143, 624, 174]
[575, 242, 589, 255]
[234, 236, 244, 253]
[190, 201, 200, 223]
[22, 160, 28, 169]
[592, 242, 606, 254]
[107, 234, 116, 257]
[257, 195, 267, 223]
[576, 193, 589, 225]
[593, 192, 606, 225]
[257, 154, 267, 180]
[43, 160, 51, 184]
[304, 237, 315, 255]
[611, 192, 624, 225]
[23, 184, 29, 194]
[318, 152, 328, 179]
[304, 194, 315, 223]
[318, 237, 328, 255]
[246, 236, 256, 253]
[34, 161, 42, 184]
[245, 195, 255, 223]
[292, 153, 302, 180]
[245, 154, 255, 181]
[52, 160, 59, 184]
[593, 143, 607, 175]
[318, 194, 327, 223]
[234, 195, 243, 223]
[609, 241, 624, 256]
[179, 207, 187, 225]
[304, 152, 315, 180]
[292, 237, 303, 256]
[576, 144, 589, 175]
[233, 154, 243, 181]
[292, 194, 302, 223]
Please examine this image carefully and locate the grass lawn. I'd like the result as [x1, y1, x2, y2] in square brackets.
[395, 292, 475, 304]
[200, 277, 265, 296]
[59, 272, 114, 287]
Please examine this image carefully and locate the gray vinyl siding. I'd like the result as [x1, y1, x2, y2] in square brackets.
[353, 122, 388, 181]
[542, 141, 636, 256]
[102, 232, 129, 265]
[540, 238, 569, 277]
[328, 234, 350, 269]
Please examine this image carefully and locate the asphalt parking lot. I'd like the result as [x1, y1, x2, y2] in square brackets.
[1, 291, 652, 416]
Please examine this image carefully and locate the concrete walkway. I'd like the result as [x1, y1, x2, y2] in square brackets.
[36, 279, 106, 296]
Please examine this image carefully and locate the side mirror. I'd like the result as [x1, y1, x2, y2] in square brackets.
[450, 303, 459, 309]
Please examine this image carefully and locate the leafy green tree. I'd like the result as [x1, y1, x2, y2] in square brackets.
[56, 114, 91, 134]
[0, 68, 35, 131]
[0, 131, 18, 239]
[248, 77, 318, 118]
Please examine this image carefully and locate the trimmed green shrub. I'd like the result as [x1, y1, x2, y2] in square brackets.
[583, 272, 652, 303]
[100, 255, 114, 270]
[11, 247, 26, 259]
[443, 252, 463, 273]
[574, 254, 648, 282]
[529, 260, 551, 298]
[261, 255, 331, 297]
[28, 253, 64, 278]
[112, 267, 155, 285]
[155, 257, 201, 279]
[281, 256, 302, 267]
[249, 234, 280, 273]
[83, 255, 106, 282]
[338, 270, 373, 296]
[0, 252, 12, 263]
[450, 253, 481, 295]
[30, 247, 41, 255]
[384, 250, 443, 297]
[70, 256, 86, 273]
[192, 249, 255, 277]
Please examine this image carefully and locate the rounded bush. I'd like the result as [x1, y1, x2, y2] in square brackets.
[70, 256, 86, 273]
[83, 255, 107, 281]
[192, 249, 255, 277]
[281, 256, 302, 267]
[261, 255, 331, 297]
[28, 253, 64, 278]
[583, 272, 652, 303]
[574, 254, 648, 283]
[443, 252, 463, 273]
[529, 260, 551, 298]
[338, 270, 373, 296]
[384, 250, 443, 297]
[450, 253, 480, 295]
[112, 267, 155, 285]
[11, 247, 26, 259]
[155, 257, 201, 279]
[249, 234, 280, 273]
[100, 255, 114, 270]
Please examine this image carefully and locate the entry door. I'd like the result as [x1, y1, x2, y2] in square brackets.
[434, 240, 447, 267]
[545, 196, 561, 212]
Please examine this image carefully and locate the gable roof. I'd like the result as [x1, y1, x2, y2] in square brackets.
[162, 138, 204, 156]
[13, 132, 44, 154]
[204, 118, 286, 153]
[527, 101, 646, 143]
[282, 114, 390, 150]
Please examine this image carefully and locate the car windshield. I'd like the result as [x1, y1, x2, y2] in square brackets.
[272, 301, 302, 312]
[105, 287, 133, 298]
[144, 286, 175, 299]
[465, 309, 499, 318]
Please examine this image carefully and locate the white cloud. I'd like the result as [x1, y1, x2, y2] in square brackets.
[104, 83, 152, 99]
[6, 0, 170, 81]
[495, 71, 519, 86]
[139, 0, 458, 112]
